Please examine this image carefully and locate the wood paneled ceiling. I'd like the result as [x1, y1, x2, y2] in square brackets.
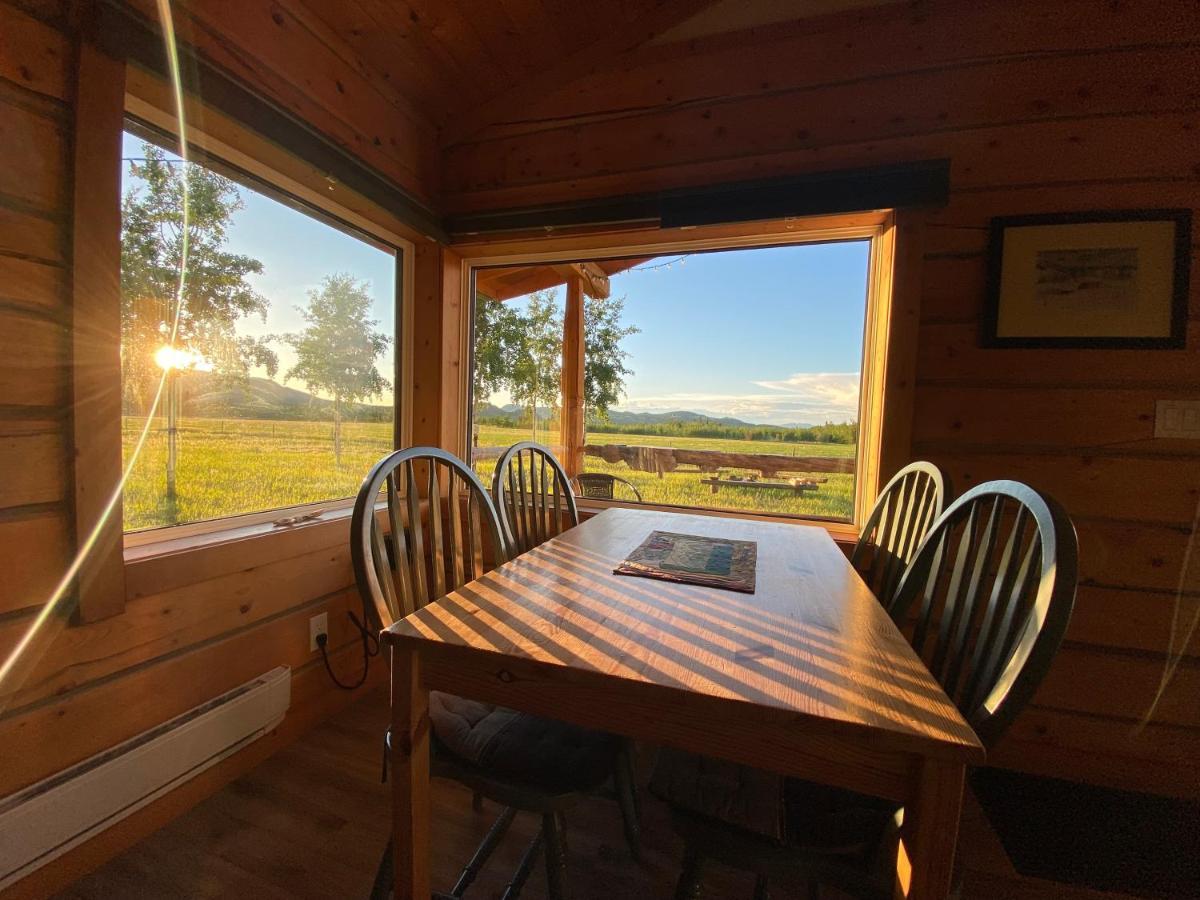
[293, 0, 905, 147]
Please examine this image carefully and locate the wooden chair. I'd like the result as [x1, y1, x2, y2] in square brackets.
[491, 441, 580, 555]
[490, 441, 643, 859]
[654, 479, 1078, 900]
[849, 460, 950, 611]
[351, 447, 628, 900]
[573, 472, 643, 503]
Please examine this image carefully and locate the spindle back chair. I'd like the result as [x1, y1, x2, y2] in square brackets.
[574, 472, 643, 503]
[491, 442, 579, 556]
[657, 479, 1077, 900]
[850, 461, 950, 610]
[889, 479, 1078, 744]
[351, 446, 508, 630]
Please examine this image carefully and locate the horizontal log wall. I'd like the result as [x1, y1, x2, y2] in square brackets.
[0, 3, 399, 895]
[442, 0, 1200, 796]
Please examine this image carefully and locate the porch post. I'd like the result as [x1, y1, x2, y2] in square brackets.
[560, 272, 585, 477]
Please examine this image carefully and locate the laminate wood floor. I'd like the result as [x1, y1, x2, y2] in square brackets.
[58, 689, 1144, 900]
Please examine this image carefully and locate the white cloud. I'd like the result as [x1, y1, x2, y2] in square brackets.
[619, 372, 861, 426]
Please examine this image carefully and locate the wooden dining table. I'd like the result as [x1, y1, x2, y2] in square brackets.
[383, 507, 984, 899]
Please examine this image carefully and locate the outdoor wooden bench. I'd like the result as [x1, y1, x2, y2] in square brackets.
[700, 476, 827, 495]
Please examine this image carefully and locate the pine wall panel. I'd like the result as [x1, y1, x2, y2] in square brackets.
[440, 0, 1200, 796]
[0, 3, 401, 894]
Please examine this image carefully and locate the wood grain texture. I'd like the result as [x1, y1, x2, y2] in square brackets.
[386, 508, 980, 898]
[389, 507, 982, 764]
[431, 0, 1199, 799]
[69, 34, 126, 623]
[120, 0, 440, 203]
[0, 588, 365, 795]
[52, 691, 1157, 900]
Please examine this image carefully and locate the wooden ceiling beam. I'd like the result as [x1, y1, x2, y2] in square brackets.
[439, 0, 724, 148]
[552, 262, 610, 299]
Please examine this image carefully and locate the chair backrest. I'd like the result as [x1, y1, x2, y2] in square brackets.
[574, 472, 643, 503]
[889, 480, 1077, 746]
[491, 441, 580, 556]
[351, 447, 508, 629]
[850, 461, 950, 609]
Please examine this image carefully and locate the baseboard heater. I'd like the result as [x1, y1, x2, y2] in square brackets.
[0, 666, 291, 889]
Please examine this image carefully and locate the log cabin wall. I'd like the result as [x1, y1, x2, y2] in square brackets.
[0, 2, 438, 894]
[440, 0, 1200, 797]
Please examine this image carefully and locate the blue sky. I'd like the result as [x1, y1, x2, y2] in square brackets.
[122, 133, 397, 403]
[123, 133, 868, 426]
[495, 242, 869, 425]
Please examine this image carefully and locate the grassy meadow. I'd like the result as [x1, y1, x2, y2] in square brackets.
[474, 425, 856, 521]
[122, 418, 856, 532]
[122, 417, 393, 531]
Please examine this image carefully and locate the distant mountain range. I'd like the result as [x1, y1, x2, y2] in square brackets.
[477, 402, 812, 429]
[166, 377, 811, 429]
[179, 374, 391, 421]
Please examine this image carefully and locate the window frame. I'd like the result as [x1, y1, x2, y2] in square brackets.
[456, 210, 918, 541]
[115, 92, 415, 551]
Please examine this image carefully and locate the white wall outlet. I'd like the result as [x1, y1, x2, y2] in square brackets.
[1155, 400, 1200, 439]
[309, 612, 328, 652]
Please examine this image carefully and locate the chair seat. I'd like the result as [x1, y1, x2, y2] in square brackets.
[431, 691, 619, 795]
[649, 748, 900, 855]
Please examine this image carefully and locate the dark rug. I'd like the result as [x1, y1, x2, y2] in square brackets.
[970, 769, 1200, 899]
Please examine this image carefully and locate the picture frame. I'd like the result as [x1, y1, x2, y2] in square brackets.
[983, 209, 1191, 349]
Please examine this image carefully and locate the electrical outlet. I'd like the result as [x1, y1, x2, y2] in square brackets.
[309, 612, 328, 652]
[1155, 400, 1200, 439]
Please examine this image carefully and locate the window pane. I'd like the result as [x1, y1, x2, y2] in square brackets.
[120, 130, 397, 532]
[470, 242, 868, 521]
[470, 287, 564, 485]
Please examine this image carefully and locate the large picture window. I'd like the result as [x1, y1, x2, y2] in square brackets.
[469, 239, 870, 522]
[119, 124, 399, 532]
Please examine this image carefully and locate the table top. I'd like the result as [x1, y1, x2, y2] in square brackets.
[386, 507, 983, 763]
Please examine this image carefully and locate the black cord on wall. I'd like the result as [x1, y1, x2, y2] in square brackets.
[317, 610, 379, 691]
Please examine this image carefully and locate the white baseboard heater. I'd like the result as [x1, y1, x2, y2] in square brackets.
[0, 665, 291, 889]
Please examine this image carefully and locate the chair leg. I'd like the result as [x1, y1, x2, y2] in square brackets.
[369, 839, 392, 900]
[753, 874, 770, 900]
[500, 825, 545, 900]
[472, 790, 484, 812]
[673, 845, 705, 900]
[451, 806, 517, 897]
[614, 747, 642, 861]
[543, 812, 568, 900]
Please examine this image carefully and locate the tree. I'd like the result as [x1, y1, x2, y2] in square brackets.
[471, 293, 517, 445]
[120, 142, 277, 413]
[283, 273, 390, 463]
[507, 290, 562, 440]
[584, 294, 639, 422]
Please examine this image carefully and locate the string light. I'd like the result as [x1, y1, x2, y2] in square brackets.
[630, 254, 690, 273]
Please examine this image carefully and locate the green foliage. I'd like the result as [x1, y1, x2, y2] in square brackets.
[584, 294, 639, 420]
[471, 288, 639, 440]
[120, 141, 277, 413]
[505, 290, 562, 439]
[472, 295, 516, 407]
[282, 273, 390, 462]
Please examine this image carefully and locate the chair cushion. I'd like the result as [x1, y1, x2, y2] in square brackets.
[429, 691, 618, 794]
[649, 747, 786, 841]
[650, 748, 900, 854]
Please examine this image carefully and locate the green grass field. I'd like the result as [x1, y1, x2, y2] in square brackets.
[474, 425, 856, 521]
[122, 418, 856, 532]
[122, 417, 394, 531]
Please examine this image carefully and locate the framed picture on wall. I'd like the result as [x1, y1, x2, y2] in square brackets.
[984, 209, 1191, 348]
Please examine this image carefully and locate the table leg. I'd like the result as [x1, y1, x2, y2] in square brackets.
[903, 758, 965, 900]
[391, 643, 431, 900]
